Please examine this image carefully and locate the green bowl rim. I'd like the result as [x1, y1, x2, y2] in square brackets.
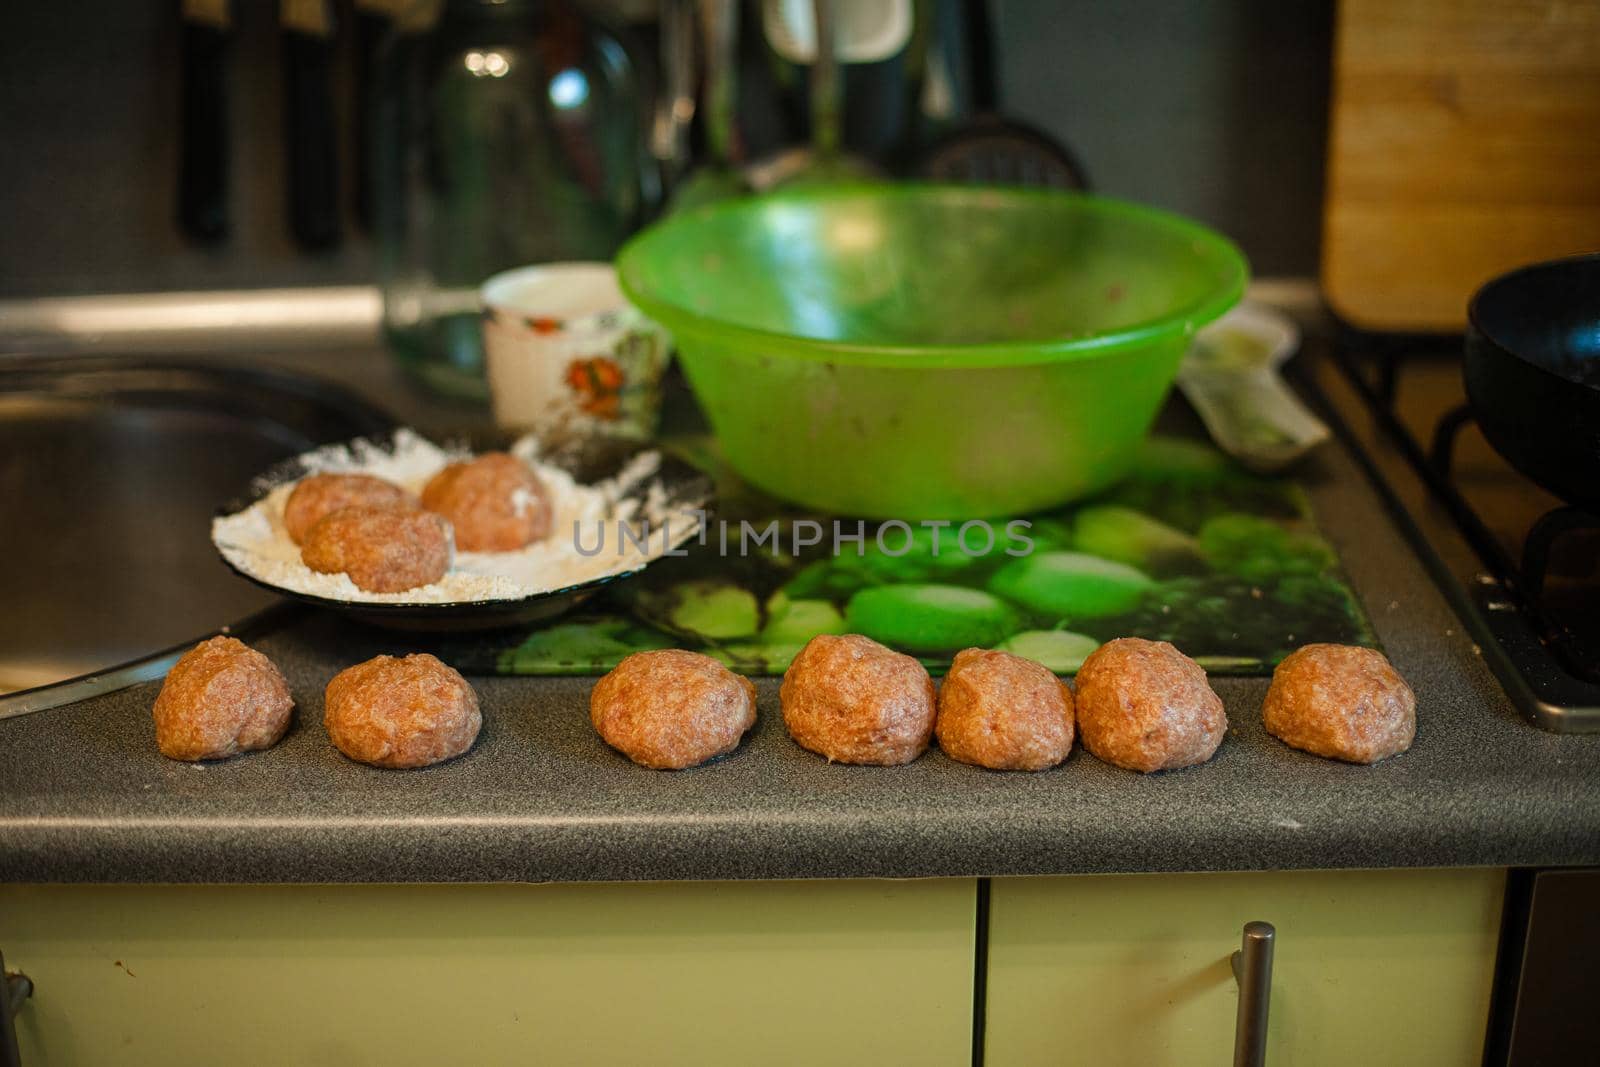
[616, 182, 1250, 370]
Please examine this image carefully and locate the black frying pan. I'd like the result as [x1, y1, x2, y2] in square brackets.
[1465, 253, 1600, 510]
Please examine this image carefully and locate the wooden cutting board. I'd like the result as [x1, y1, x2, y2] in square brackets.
[1322, 0, 1600, 332]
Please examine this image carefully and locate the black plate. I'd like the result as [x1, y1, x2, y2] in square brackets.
[215, 433, 714, 633]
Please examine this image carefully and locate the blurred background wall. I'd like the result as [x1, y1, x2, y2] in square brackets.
[0, 0, 1332, 298]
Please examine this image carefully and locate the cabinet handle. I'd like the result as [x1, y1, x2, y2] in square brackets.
[1, 946, 33, 1067]
[1230, 921, 1275, 1067]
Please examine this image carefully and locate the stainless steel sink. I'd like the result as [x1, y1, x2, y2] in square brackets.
[0, 358, 393, 713]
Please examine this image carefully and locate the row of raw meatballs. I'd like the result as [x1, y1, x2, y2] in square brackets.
[287, 452, 552, 592]
[594, 635, 1415, 772]
[151, 632, 1414, 773]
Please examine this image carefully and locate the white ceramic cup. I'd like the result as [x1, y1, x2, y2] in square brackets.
[480, 262, 671, 441]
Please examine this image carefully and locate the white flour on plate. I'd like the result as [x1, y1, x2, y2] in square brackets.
[211, 430, 702, 604]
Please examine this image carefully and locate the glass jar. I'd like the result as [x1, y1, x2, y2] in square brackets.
[374, 0, 647, 402]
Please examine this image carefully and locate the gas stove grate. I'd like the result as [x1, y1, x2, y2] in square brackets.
[1329, 336, 1600, 731]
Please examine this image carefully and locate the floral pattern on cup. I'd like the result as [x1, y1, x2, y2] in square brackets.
[482, 264, 672, 442]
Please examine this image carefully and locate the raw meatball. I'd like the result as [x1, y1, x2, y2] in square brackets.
[1263, 644, 1415, 764]
[936, 648, 1075, 771]
[780, 634, 936, 766]
[324, 653, 481, 769]
[421, 452, 552, 552]
[300, 505, 452, 593]
[152, 636, 293, 761]
[590, 650, 757, 769]
[1075, 638, 1227, 773]
[282, 472, 415, 545]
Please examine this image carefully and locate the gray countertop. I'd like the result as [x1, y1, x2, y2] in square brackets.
[4, 359, 1600, 884]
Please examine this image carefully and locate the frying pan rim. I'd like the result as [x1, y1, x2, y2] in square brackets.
[1466, 251, 1600, 392]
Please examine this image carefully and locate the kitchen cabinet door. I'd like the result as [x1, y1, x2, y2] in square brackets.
[1, 879, 975, 1066]
[984, 868, 1504, 1066]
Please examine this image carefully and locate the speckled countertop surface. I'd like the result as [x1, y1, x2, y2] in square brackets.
[4, 351, 1600, 883]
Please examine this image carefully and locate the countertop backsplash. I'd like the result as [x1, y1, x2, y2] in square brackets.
[0, 0, 1332, 299]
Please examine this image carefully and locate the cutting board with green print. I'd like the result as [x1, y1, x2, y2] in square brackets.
[441, 434, 1376, 677]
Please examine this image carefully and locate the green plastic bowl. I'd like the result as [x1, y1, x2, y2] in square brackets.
[617, 184, 1247, 519]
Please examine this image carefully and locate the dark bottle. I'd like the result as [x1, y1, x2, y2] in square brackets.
[374, 0, 646, 401]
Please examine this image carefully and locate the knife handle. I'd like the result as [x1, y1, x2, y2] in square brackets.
[177, 18, 230, 244]
[350, 8, 389, 234]
[284, 23, 341, 251]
